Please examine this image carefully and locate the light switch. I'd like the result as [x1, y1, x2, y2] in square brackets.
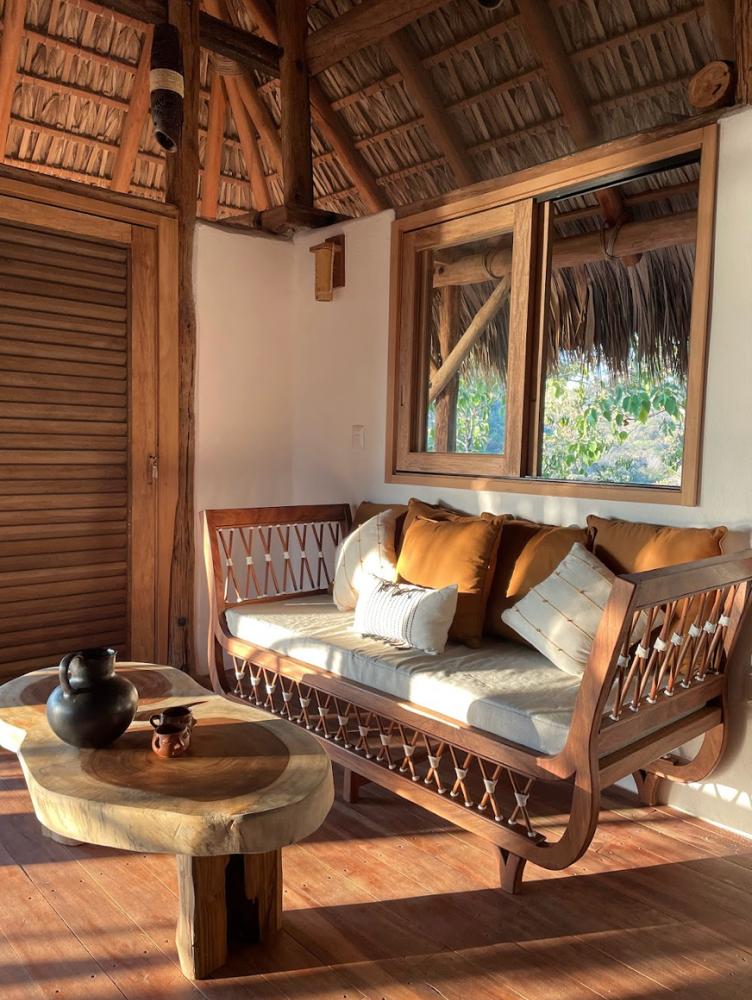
[351, 424, 365, 449]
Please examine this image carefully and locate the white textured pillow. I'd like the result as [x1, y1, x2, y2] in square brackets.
[333, 510, 398, 611]
[502, 543, 626, 677]
[354, 574, 458, 655]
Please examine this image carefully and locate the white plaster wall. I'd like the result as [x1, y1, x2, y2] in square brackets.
[194, 223, 295, 669]
[288, 107, 752, 834]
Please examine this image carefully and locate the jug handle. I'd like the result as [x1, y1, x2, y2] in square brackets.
[59, 652, 80, 697]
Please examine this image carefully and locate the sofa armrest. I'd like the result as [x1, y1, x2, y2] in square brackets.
[566, 549, 752, 781]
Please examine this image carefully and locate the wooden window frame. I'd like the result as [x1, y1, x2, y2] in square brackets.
[386, 121, 719, 506]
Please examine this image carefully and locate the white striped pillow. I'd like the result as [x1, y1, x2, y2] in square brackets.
[333, 510, 398, 611]
[502, 543, 650, 677]
[354, 574, 458, 655]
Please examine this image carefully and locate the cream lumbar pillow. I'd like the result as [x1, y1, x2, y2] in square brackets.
[501, 543, 625, 677]
[354, 574, 458, 655]
[333, 510, 398, 611]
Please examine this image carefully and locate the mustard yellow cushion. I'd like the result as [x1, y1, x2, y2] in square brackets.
[352, 501, 408, 538]
[484, 519, 588, 641]
[397, 514, 502, 648]
[586, 515, 727, 574]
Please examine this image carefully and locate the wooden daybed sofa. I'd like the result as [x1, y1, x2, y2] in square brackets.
[203, 503, 752, 893]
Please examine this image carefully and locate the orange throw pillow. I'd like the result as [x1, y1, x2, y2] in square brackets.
[352, 501, 408, 538]
[400, 498, 467, 541]
[586, 515, 727, 574]
[397, 514, 503, 648]
[484, 519, 588, 641]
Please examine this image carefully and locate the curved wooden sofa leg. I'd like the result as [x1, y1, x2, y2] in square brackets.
[498, 848, 527, 895]
[632, 769, 664, 807]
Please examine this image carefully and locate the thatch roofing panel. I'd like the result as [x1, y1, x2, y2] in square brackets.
[0, 0, 726, 224]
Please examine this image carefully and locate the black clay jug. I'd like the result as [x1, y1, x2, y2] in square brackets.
[46, 647, 138, 749]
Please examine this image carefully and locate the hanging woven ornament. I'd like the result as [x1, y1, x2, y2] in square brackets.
[150, 23, 184, 152]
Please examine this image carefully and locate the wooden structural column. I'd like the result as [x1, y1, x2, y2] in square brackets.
[279, 0, 313, 208]
[434, 286, 460, 451]
[243, 0, 386, 213]
[165, 0, 200, 673]
[737, 0, 752, 103]
[0, 0, 25, 161]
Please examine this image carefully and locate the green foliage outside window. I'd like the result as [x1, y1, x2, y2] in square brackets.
[427, 355, 686, 486]
[541, 357, 686, 486]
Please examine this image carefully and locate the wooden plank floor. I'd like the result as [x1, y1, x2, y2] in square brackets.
[2, 749, 752, 1000]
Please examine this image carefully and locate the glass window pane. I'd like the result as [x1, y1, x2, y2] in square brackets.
[539, 161, 698, 487]
[418, 230, 513, 455]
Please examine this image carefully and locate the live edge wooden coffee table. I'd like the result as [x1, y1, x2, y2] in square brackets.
[0, 663, 333, 980]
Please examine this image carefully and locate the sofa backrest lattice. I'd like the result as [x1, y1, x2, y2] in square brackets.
[203, 504, 752, 893]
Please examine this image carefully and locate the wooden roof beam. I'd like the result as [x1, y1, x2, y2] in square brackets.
[223, 78, 270, 212]
[705, 0, 735, 60]
[279, 0, 313, 209]
[736, 0, 752, 103]
[91, 0, 282, 77]
[201, 73, 227, 220]
[0, 0, 25, 163]
[111, 26, 152, 193]
[306, 0, 449, 75]
[516, 0, 628, 229]
[382, 29, 477, 189]
[242, 0, 387, 213]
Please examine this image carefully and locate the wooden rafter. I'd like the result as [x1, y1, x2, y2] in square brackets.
[201, 73, 227, 220]
[223, 77, 270, 212]
[279, 0, 313, 208]
[91, 0, 282, 77]
[382, 29, 477, 189]
[111, 25, 153, 193]
[243, 0, 386, 213]
[204, 0, 283, 183]
[306, 0, 449, 75]
[0, 0, 25, 163]
[516, 0, 629, 229]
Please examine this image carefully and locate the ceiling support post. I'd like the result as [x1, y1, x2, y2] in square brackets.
[165, 0, 200, 674]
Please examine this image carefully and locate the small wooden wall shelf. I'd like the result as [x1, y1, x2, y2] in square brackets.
[309, 233, 345, 301]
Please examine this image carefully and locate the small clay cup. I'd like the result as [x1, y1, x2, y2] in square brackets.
[151, 723, 190, 759]
[150, 705, 195, 732]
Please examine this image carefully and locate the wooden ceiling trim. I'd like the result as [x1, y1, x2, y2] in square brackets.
[242, 0, 387, 214]
[382, 29, 478, 189]
[111, 26, 153, 193]
[201, 74, 227, 220]
[0, 0, 25, 163]
[306, 0, 449, 76]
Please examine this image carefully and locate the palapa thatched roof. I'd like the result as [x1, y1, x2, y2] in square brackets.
[0, 0, 722, 375]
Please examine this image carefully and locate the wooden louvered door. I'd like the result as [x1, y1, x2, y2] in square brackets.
[0, 186, 176, 682]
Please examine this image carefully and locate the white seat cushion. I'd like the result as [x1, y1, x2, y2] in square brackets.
[224, 595, 582, 756]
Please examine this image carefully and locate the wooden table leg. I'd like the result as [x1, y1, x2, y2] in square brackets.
[175, 850, 282, 979]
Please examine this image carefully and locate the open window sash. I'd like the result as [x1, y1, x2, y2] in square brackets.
[394, 199, 535, 478]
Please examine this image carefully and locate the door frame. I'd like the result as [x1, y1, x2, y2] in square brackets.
[0, 170, 179, 665]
